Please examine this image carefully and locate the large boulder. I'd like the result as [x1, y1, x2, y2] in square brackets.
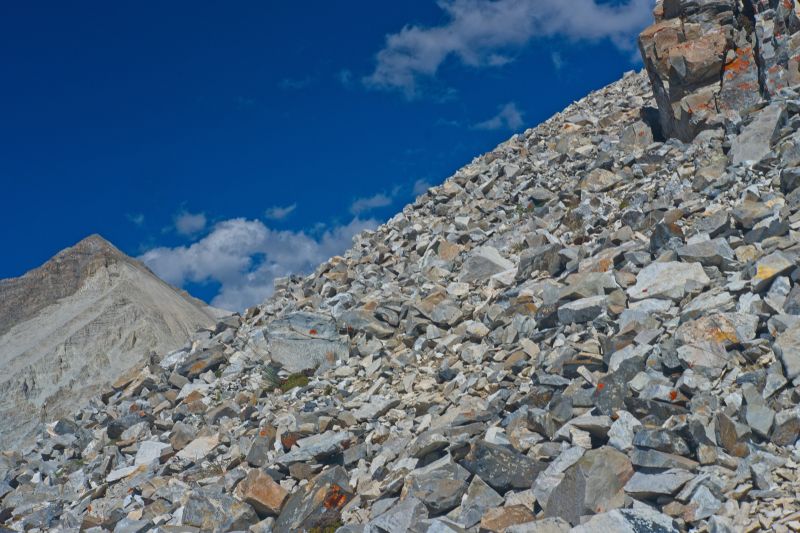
[260, 312, 349, 373]
[543, 447, 634, 526]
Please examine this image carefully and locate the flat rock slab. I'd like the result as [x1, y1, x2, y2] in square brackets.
[369, 497, 429, 533]
[677, 238, 734, 267]
[627, 262, 710, 301]
[402, 458, 470, 515]
[731, 103, 786, 166]
[275, 431, 352, 465]
[624, 469, 695, 498]
[557, 295, 607, 324]
[506, 518, 571, 533]
[460, 440, 545, 493]
[753, 252, 794, 292]
[176, 434, 219, 462]
[458, 476, 504, 528]
[264, 312, 348, 373]
[775, 324, 800, 379]
[182, 489, 258, 531]
[571, 507, 679, 533]
[133, 441, 171, 466]
[675, 312, 758, 349]
[234, 469, 288, 517]
[350, 396, 400, 422]
[459, 246, 514, 283]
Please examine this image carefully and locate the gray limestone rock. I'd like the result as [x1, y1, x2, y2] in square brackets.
[263, 312, 349, 373]
[459, 246, 514, 283]
[402, 457, 470, 515]
[624, 469, 695, 499]
[571, 507, 678, 533]
[731, 103, 787, 166]
[544, 447, 633, 526]
[557, 296, 607, 324]
[460, 440, 545, 494]
[775, 324, 800, 380]
[627, 262, 710, 301]
[458, 476, 504, 528]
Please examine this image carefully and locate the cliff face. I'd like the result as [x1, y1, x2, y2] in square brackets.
[639, 0, 800, 141]
[0, 235, 221, 449]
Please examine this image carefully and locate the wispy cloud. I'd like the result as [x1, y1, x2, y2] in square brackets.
[235, 96, 256, 108]
[413, 179, 433, 196]
[174, 211, 207, 237]
[350, 192, 394, 215]
[551, 51, 565, 71]
[264, 203, 297, 221]
[279, 77, 316, 90]
[126, 213, 145, 226]
[337, 69, 354, 88]
[364, 0, 652, 97]
[435, 118, 462, 128]
[473, 102, 524, 131]
[140, 217, 377, 310]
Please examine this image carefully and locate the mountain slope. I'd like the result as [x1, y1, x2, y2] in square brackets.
[5, 1, 800, 531]
[0, 235, 222, 449]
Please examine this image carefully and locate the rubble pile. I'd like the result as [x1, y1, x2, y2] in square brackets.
[4, 1, 800, 531]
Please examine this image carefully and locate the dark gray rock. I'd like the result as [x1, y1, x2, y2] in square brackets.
[460, 440, 545, 493]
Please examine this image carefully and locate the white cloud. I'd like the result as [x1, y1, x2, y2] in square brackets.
[364, 0, 653, 96]
[350, 193, 393, 215]
[140, 217, 377, 311]
[174, 211, 207, 236]
[264, 203, 297, 221]
[473, 102, 524, 131]
[413, 179, 433, 196]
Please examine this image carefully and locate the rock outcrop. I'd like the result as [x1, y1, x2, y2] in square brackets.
[639, 0, 800, 142]
[0, 235, 223, 449]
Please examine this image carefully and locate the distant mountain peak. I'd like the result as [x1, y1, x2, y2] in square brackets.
[0, 234, 222, 449]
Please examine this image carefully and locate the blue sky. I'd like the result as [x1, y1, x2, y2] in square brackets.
[0, 0, 653, 310]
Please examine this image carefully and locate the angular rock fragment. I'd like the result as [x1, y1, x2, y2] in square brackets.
[275, 467, 353, 531]
[627, 262, 710, 301]
[460, 440, 545, 493]
[263, 312, 348, 372]
[624, 469, 694, 499]
[401, 457, 470, 515]
[459, 246, 514, 283]
[544, 447, 633, 526]
[775, 323, 800, 380]
[234, 469, 288, 517]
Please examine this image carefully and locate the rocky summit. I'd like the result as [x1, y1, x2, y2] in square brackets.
[0, 235, 224, 451]
[5, 1, 800, 531]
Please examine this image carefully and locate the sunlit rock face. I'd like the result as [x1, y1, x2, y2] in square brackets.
[639, 0, 800, 141]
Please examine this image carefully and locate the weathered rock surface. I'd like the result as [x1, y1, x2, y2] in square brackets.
[640, 0, 800, 143]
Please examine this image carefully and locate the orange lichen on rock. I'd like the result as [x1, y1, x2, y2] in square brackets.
[323, 484, 349, 510]
[724, 47, 754, 79]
